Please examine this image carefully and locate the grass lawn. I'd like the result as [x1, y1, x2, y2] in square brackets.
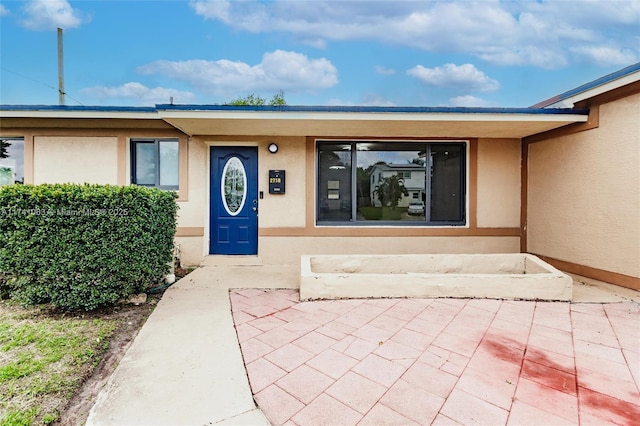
[0, 301, 117, 425]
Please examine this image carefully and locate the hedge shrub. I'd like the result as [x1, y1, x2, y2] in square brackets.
[0, 184, 178, 311]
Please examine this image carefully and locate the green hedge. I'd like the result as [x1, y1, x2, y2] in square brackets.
[0, 184, 178, 311]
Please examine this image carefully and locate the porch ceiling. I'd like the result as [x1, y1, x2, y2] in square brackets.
[157, 111, 589, 138]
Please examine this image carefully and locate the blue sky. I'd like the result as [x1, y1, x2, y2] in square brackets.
[1, 0, 638, 107]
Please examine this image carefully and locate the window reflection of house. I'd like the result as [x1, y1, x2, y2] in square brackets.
[369, 163, 426, 207]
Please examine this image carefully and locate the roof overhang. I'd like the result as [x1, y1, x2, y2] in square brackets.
[1, 105, 589, 139]
[156, 108, 589, 139]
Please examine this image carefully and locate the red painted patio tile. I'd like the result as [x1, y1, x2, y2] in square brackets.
[352, 323, 395, 343]
[507, 400, 575, 425]
[405, 316, 443, 336]
[245, 357, 287, 393]
[362, 298, 398, 309]
[282, 317, 321, 335]
[521, 359, 577, 396]
[623, 348, 640, 387]
[254, 384, 304, 425]
[290, 300, 324, 313]
[320, 300, 361, 315]
[439, 388, 509, 426]
[573, 325, 620, 348]
[368, 314, 409, 333]
[532, 303, 572, 332]
[255, 326, 300, 349]
[272, 307, 306, 322]
[264, 343, 314, 372]
[235, 322, 262, 342]
[357, 403, 420, 425]
[342, 337, 379, 360]
[578, 386, 640, 426]
[291, 330, 337, 355]
[306, 348, 359, 380]
[379, 379, 444, 424]
[231, 310, 255, 325]
[291, 393, 363, 426]
[466, 298, 503, 313]
[432, 331, 483, 358]
[513, 377, 579, 423]
[615, 329, 640, 352]
[390, 327, 434, 351]
[528, 328, 574, 358]
[401, 360, 458, 398]
[455, 365, 518, 410]
[240, 337, 275, 363]
[352, 353, 407, 387]
[243, 305, 278, 318]
[314, 323, 350, 340]
[301, 308, 339, 326]
[234, 288, 269, 298]
[333, 311, 373, 329]
[573, 339, 626, 364]
[577, 365, 640, 405]
[325, 371, 387, 414]
[374, 339, 422, 362]
[419, 345, 470, 377]
[275, 364, 334, 404]
[248, 315, 287, 332]
[466, 337, 524, 378]
[575, 351, 635, 383]
[523, 346, 575, 375]
[430, 413, 463, 425]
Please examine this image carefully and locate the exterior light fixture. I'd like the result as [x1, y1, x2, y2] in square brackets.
[268, 143, 279, 154]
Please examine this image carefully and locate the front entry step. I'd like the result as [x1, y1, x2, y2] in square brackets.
[201, 256, 263, 266]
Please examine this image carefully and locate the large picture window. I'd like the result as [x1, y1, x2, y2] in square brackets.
[131, 139, 179, 190]
[317, 141, 466, 225]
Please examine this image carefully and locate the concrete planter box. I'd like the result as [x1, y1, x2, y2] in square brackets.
[300, 253, 572, 301]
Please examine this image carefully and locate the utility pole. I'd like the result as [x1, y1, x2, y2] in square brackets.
[57, 27, 65, 105]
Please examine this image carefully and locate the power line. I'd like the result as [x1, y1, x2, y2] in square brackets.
[1, 66, 84, 105]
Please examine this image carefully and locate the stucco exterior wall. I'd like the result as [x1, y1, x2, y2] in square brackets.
[33, 136, 118, 184]
[476, 138, 521, 228]
[259, 236, 520, 265]
[527, 92, 640, 278]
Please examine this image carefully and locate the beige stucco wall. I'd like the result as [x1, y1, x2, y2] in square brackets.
[256, 136, 307, 228]
[33, 136, 118, 184]
[527, 92, 640, 278]
[476, 138, 521, 228]
[259, 236, 520, 265]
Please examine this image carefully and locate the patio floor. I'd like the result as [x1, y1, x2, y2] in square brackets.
[230, 290, 640, 425]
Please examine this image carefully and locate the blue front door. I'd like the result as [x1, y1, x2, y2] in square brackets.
[210, 147, 258, 255]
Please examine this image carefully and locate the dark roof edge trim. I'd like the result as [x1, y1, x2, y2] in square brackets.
[532, 62, 640, 108]
[1, 104, 588, 116]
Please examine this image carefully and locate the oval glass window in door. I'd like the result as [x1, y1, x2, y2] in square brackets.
[221, 157, 247, 216]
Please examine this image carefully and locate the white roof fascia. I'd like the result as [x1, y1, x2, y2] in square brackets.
[157, 110, 588, 123]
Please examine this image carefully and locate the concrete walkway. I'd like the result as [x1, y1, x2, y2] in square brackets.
[86, 264, 639, 425]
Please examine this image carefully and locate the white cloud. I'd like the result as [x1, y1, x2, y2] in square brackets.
[407, 63, 500, 93]
[375, 66, 396, 76]
[570, 45, 640, 67]
[20, 0, 89, 31]
[80, 82, 196, 106]
[0, 5, 9, 16]
[189, 0, 640, 69]
[449, 95, 495, 108]
[137, 50, 338, 95]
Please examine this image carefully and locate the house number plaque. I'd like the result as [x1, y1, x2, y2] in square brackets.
[268, 170, 285, 194]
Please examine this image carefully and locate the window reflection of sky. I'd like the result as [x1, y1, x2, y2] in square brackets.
[356, 151, 421, 168]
